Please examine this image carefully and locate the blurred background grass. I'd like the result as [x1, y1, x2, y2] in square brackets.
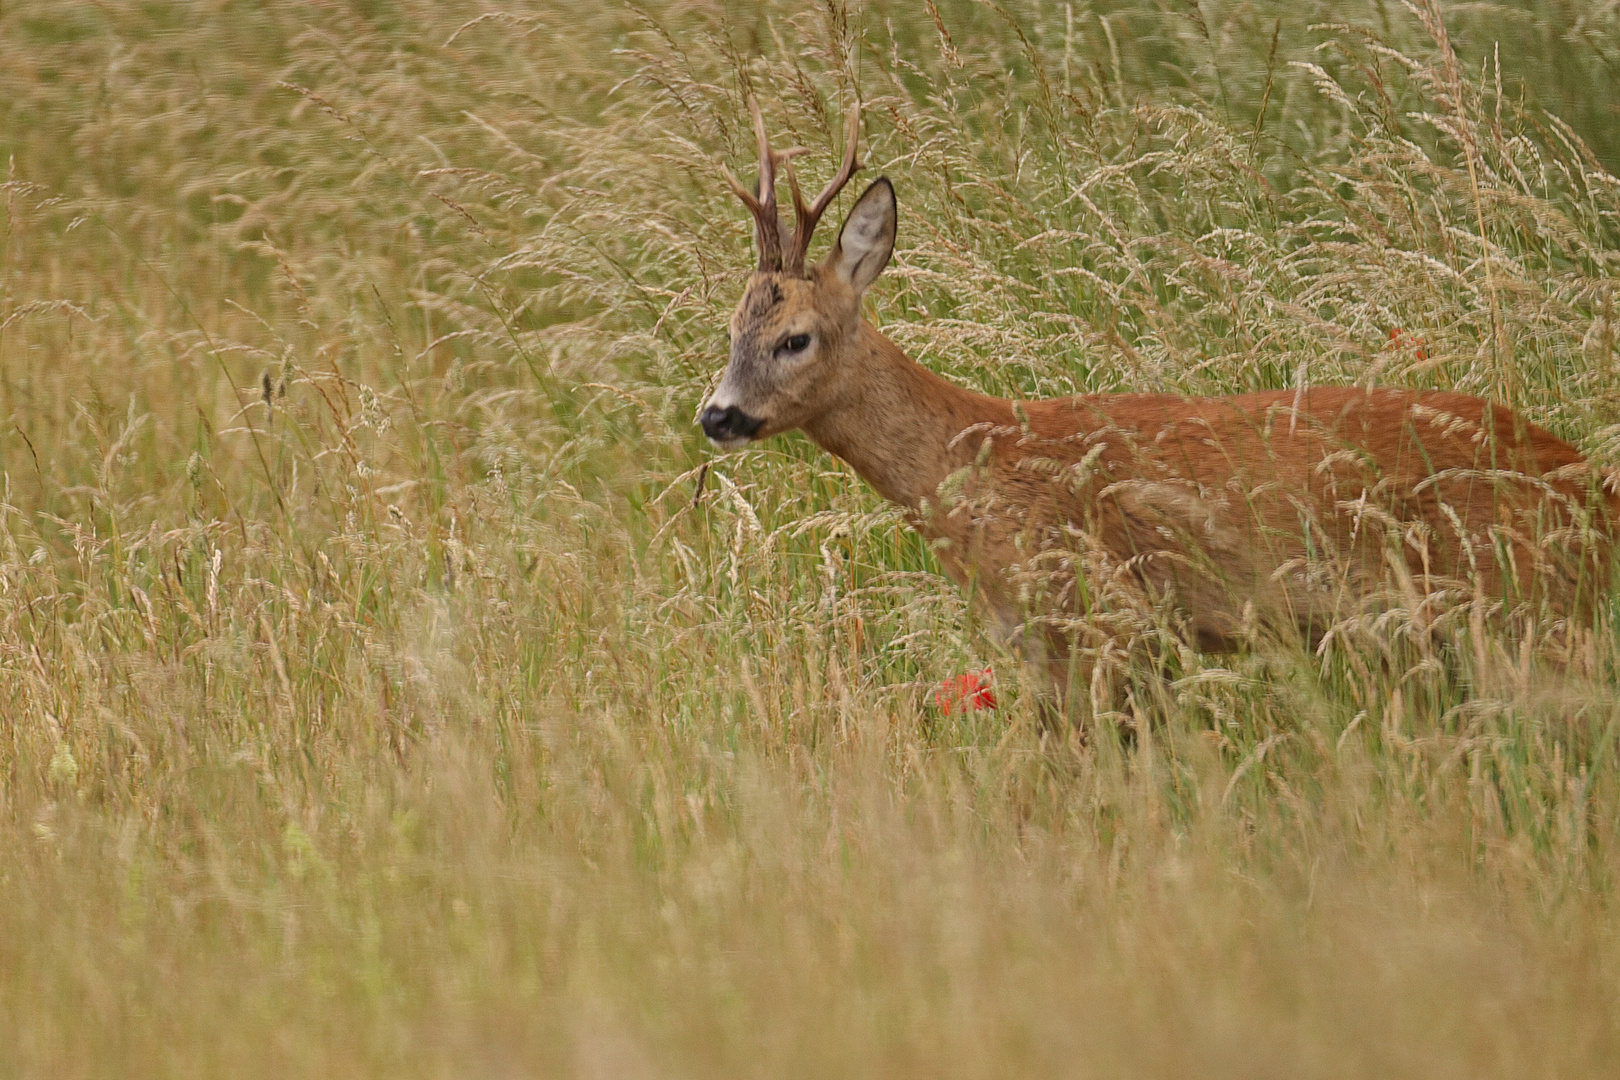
[2, 1, 1620, 1076]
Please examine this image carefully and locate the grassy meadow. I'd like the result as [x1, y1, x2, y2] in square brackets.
[5, 0, 1620, 1075]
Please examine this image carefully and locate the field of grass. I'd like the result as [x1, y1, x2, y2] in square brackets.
[4, 1, 1620, 1075]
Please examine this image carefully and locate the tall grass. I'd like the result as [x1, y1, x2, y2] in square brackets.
[2, 1, 1620, 1076]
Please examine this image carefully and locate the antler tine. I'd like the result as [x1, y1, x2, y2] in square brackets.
[748, 96, 782, 272]
[776, 144, 810, 227]
[749, 96, 775, 210]
[783, 157, 811, 250]
[786, 102, 863, 275]
[810, 103, 863, 220]
[719, 96, 785, 272]
[719, 161, 761, 213]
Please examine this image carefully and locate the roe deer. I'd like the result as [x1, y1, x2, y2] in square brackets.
[700, 98, 1617, 710]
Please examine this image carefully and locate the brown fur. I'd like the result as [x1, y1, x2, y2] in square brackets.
[705, 165, 1617, 702]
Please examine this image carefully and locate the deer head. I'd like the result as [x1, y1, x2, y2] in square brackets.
[700, 98, 895, 447]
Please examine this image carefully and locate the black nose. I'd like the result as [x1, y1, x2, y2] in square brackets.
[700, 405, 764, 443]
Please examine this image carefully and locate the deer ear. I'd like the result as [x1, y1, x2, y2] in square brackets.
[828, 178, 896, 295]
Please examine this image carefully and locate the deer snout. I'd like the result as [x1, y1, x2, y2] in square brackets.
[700, 404, 765, 446]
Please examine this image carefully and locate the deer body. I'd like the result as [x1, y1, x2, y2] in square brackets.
[702, 101, 1615, 698]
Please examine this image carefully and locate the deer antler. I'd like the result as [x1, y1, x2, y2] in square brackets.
[784, 103, 862, 276]
[720, 96, 784, 273]
[722, 97, 862, 277]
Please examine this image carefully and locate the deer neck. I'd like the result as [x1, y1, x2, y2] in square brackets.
[801, 322, 1015, 511]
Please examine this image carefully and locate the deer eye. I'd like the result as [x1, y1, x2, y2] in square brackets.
[782, 333, 811, 354]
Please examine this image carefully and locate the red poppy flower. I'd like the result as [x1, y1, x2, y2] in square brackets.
[1387, 327, 1428, 360]
[936, 668, 996, 713]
